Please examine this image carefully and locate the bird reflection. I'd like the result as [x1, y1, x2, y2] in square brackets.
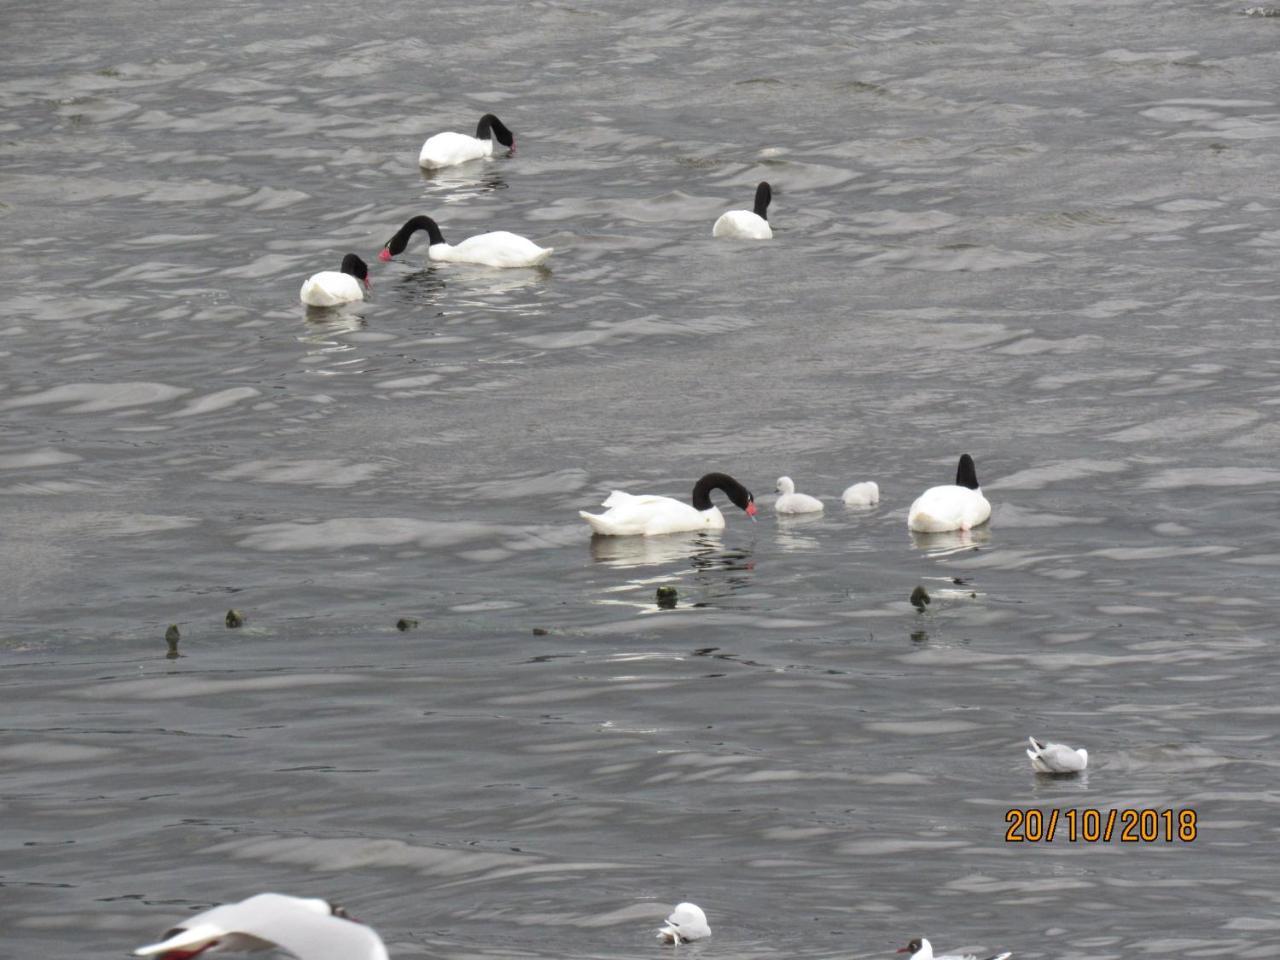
[418, 166, 509, 197]
[909, 525, 991, 557]
[590, 530, 725, 568]
[775, 511, 823, 551]
[395, 268, 448, 304]
[301, 306, 367, 333]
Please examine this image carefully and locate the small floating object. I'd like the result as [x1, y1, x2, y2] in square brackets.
[134, 892, 388, 960]
[842, 480, 880, 506]
[532, 627, 550, 636]
[656, 586, 679, 609]
[225, 609, 245, 628]
[396, 617, 419, 632]
[1026, 736, 1088, 773]
[164, 624, 181, 658]
[910, 585, 931, 611]
[657, 902, 710, 944]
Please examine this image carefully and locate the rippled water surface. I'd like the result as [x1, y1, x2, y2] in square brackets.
[3, 2, 1280, 958]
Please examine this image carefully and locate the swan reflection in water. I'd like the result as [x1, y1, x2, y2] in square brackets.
[418, 165, 508, 199]
[909, 524, 991, 557]
[774, 511, 824, 552]
[299, 307, 367, 343]
[590, 530, 734, 569]
[589, 532, 755, 612]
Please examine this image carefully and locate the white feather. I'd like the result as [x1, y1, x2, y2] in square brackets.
[774, 476, 823, 514]
[299, 271, 364, 307]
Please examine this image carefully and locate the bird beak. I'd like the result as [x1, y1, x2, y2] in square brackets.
[745, 501, 758, 519]
[363, 278, 371, 290]
[378, 248, 392, 262]
[897, 949, 911, 954]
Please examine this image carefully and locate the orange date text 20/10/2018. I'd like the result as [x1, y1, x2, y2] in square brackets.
[1004, 808, 1197, 843]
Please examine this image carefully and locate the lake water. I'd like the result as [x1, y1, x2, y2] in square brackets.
[2, 2, 1279, 958]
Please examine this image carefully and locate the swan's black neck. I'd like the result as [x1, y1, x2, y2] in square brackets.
[476, 113, 514, 148]
[385, 215, 446, 255]
[339, 253, 369, 281]
[752, 181, 772, 220]
[955, 454, 980, 490]
[691, 472, 754, 512]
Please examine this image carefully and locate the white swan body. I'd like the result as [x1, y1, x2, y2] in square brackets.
[299, 254, 369, 307]
[419, 130, 495, 168]
[580, 491, 724, 537]
[774, 476, 823, 514]
[135, 893, 388, 960]
[418, 113, 515, 169]
[429, 232, 553, 268]
[899, 937, 1011, 960]
[907, 454, 991, 533]
[657, 902, 710, 944]
[1026, 736, 1088, 773]
[713, 181, 773, 239]
[842, 480, 880, 506]
[712, 209, 772, 239]
[300, 271, 364, 307]
[579, 472, 756, 537]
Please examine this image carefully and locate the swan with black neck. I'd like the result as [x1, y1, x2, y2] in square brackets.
[579, 472, 757, 536]
[418, 113, 515, 169]
[378, 215, 552, 269]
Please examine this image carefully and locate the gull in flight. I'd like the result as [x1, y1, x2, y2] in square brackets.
[134, 892, 388, 960]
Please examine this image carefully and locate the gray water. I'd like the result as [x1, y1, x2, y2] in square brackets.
[3, 1, 1279, 958]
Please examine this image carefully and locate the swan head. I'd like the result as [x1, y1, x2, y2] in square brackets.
[955, 453, 980, 490]
[476, 113, 515, 150]
[898, 939, 932, 960]
[340, 253, 371, 290]
[380, 215, 446, 261]
[775, 476, 795, 496]
[692, 472, 756, 518]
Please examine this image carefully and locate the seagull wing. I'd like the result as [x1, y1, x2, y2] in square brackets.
[223, 895, 389, 960]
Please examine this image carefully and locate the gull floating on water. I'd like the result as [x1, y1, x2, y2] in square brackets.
[657, 902, 711, 944]
[1026, 735, 1088, 773]
[134, 892, 389, 960]
[898, 937, 1011, 960]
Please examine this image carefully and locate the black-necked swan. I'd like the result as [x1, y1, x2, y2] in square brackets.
[841, 480, 880, 506]
[906, 454, 992, 533]
[712, 181, 773, 239]
[299, 253, 369, 307]
[579, 472, 756, 536]
[774, 476, 824, 513]
[418, 113, 515, 169]
[134, 892, 388, 960]
[898, 938, 1011, 960]
[657, 902, 711, 944]
[378, 215, 552, 268]
[1026, 736, 1088, 773]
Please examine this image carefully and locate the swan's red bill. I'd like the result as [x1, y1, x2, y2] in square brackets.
[378, 248, 392, 262]
[362, 278, 371, 290]
[896, 950, 911, 954]
[746, 501, 758, 518]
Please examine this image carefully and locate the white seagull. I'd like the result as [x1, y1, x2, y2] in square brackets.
[133, 892, 389, 960]
[657, 902, 711, 944]
[898, 937, 1011, 960]
[1026, 736, 1088, 773]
